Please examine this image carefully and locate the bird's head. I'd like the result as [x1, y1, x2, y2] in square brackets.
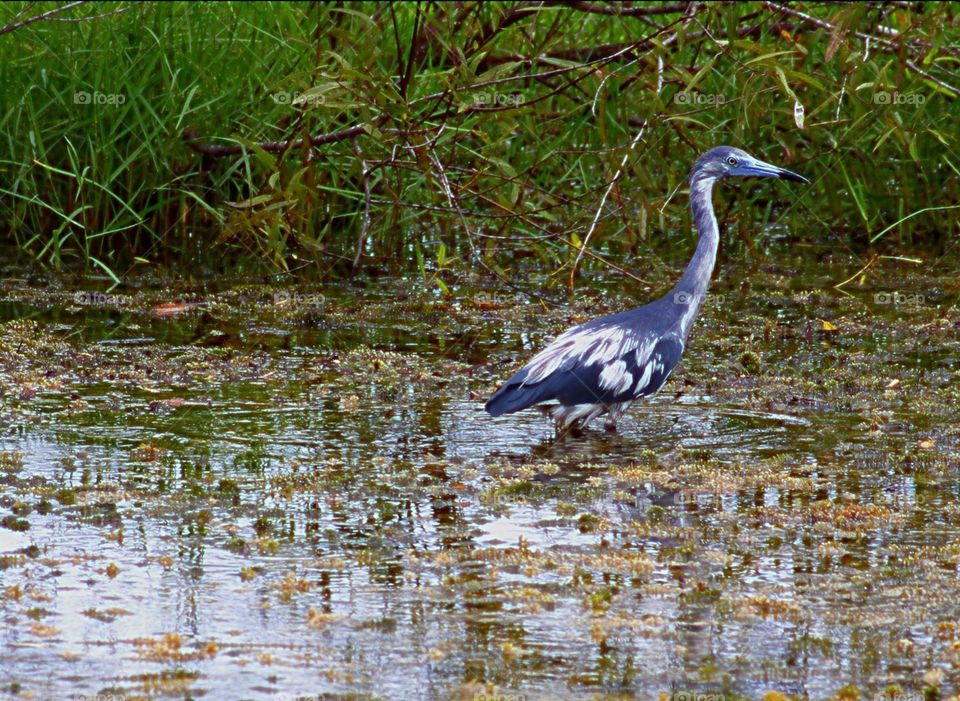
[690, 146, 809, 185]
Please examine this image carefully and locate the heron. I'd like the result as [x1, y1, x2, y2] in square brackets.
[484, 145, 808, 434]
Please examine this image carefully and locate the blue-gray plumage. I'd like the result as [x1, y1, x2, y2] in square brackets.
[485, 145, 808, 433]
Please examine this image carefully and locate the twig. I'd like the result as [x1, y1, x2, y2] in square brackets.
[568, 2, 691, 17]
[833, 253, 878, 290]
[568, 127, 646, 289]
[0, 1, 85, 36]
[398, 1, 421, 99]
[481, 42, 658, 68]
[45, 4, 132, 23]
[469, 1, 545, 53]
[763, 1, 960, 96]
[182, 125, 368, 157]
[421, 129, 539, 290]
[763, 1, 898, 52]
[352, 140, 372, 270]
[904, 59, 960, 98]
[422, 126, 479, 261]
[5, 2, 38, 27]
[410, 18, 686, 109]
[466, 185, 655, 288]
[569, 1, 701, 289]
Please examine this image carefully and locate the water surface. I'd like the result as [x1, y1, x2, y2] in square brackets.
[2, 256, 959, 700]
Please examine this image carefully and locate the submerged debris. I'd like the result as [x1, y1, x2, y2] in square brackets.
[1, 265, 960, 698]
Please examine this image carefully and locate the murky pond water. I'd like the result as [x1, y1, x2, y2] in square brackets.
[2, 253, 960, 700]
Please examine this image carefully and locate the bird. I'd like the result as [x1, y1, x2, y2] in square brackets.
[485, 145, 808, 434]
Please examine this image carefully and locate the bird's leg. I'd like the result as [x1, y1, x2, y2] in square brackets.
[553, 416, 581, 439]
[602, 401, 631, 432]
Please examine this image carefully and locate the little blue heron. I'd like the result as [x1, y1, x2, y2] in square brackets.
[485, 145, 808, 433]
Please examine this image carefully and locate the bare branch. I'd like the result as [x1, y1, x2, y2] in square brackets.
[569, 126, 646, 288]
[351, 140, 373, 265]
[904, 59, 960, 98]
[764, 0, 960, 94]
[567, 2, 692, 17]
[0, 1, 86, 36]
[0, 1, 131, 37]
[182, 125, 368, 157]
[45, 4, 131, 23]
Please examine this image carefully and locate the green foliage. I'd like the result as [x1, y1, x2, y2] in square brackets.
[0, 2, 957, 283]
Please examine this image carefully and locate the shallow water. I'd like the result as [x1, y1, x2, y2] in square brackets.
[1, 255, 960, 700]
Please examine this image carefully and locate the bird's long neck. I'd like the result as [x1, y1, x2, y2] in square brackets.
[671, 176, 719, 338]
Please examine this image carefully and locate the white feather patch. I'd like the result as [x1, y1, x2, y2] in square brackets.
[523, 325, 649, 386]
[599, 360, 633, 394]
[632, 360, 654, 396]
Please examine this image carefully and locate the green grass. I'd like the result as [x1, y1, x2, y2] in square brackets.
[0, 2, 957, 285]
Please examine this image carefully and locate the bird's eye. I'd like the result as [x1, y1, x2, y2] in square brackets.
[726, 156, 739, 166]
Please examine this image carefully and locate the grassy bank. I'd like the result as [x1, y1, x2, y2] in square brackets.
[0, 1, 957, 285]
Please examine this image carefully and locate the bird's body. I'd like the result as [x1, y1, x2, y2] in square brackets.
[485, 146, 807, 434]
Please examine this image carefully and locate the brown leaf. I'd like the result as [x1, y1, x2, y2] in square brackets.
[825, 24, 847, 61]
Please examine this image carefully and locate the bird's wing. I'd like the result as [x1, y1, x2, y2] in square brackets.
[520, 320, 660, 386]
[486, 317, 683, 416]
[595, 331, 684, 400]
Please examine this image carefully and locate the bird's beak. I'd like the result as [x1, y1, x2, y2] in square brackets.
[731, 158, 809, 184]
